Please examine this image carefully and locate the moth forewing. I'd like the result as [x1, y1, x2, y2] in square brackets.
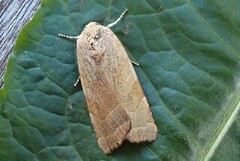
[77, 22, 157, 148]
[59, 9, 157, 154]
[76, 22, 131, 154]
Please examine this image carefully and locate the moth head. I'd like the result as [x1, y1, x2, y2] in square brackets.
[83, 22, 106, 61]
[84, 22, 102, 39]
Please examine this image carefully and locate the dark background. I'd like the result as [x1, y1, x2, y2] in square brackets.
[0, 0, 42, 87]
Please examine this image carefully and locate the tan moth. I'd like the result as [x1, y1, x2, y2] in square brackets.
[59, 9, 157, 154]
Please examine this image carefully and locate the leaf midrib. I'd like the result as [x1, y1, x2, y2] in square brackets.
[198, 91, 240, 161]
[186, 1, 240, 160]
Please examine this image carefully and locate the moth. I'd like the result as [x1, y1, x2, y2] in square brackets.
[59, 9, 157, 154]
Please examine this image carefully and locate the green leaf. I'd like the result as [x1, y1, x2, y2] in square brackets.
[0, 0, 239, 160]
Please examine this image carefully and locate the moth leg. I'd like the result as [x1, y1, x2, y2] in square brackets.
[58, 34, 79, 40]
[74, 76, 81, 86]
[106, 8, 128, 28]
[68, 101, 73, 110]
[131, 60, 139, 66]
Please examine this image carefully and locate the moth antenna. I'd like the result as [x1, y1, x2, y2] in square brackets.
[58, 33, 79, 40]
[106, 8, 128, 28]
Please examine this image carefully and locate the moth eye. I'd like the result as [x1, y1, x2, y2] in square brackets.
[94, 32, 101, 39]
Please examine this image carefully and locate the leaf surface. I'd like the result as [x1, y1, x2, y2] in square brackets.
[0, 0, 239, 160]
